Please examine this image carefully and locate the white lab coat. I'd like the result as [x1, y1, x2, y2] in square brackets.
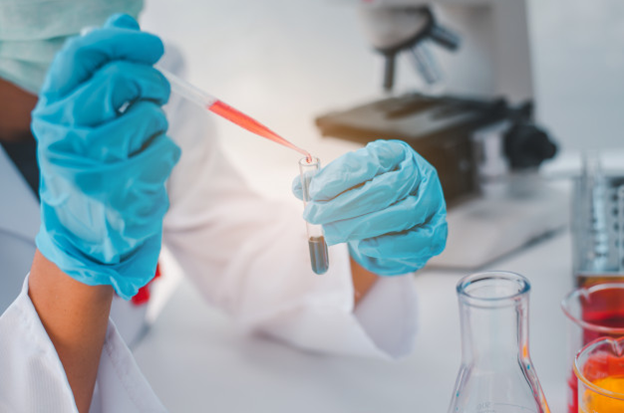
[0, 58, 418, 412]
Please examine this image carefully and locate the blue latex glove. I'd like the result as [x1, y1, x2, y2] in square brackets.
[293, 140, 447, 275]
[32, 14, 180, 299]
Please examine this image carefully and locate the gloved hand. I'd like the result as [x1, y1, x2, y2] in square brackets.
[32, 14, 180, 299]
[293, 140, 447, 275]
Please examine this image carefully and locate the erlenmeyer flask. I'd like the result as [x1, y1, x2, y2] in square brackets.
[447, 271, 550, 413]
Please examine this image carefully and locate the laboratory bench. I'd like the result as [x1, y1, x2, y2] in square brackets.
[133, 227, 572, 412]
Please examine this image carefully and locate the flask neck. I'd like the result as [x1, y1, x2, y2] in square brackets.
[459, 293, 530, 366]
[449, 272, 549, 413]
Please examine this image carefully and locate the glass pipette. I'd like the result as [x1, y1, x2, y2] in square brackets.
[155, 65, 325, 273]
[155, 65, 312, 161]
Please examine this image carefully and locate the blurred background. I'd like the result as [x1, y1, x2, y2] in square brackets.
[141, 0, 624, 197]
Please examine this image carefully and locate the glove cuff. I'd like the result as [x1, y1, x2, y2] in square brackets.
[348, 240, 424, 277]
[35, 225, 161, 300]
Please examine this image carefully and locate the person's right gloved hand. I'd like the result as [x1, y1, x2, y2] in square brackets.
[292, 140, 447, 276]
[31, 14, 180, 299]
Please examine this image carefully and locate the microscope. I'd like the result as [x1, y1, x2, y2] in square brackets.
[358, 4, 461, 92]
[316, 0, 566, 269]
[354, 0, 534, 100]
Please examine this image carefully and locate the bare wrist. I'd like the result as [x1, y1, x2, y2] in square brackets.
[350, 255, 379, 305]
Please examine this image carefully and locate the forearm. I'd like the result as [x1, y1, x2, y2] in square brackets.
[351, 255, 379, 305]
[28, 250, 113, 413]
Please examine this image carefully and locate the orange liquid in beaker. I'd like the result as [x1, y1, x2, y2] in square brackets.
[582, 376, 624, 412]
[579, 350, 624, 413]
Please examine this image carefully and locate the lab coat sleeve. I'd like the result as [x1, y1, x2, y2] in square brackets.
[0, 275, 167, 413]
[163, 97, 418, 359]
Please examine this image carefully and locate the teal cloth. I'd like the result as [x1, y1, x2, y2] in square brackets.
[0, 0, 143, 93]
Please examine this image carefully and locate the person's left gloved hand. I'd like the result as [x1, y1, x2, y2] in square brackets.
[293, 140, 447, 275]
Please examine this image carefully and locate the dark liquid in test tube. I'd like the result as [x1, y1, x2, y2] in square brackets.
[308, 236, 329, 275]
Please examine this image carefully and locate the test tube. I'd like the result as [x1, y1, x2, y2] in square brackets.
[299, 157, 329, 275]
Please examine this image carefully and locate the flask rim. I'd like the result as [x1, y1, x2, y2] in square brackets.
[574, 336, 624, 401]
[456, 271, 530, 307]
[561, 283, 624, 335]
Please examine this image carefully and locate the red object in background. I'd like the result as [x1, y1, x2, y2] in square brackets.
[131, 264, 161, 306]
[568, 370, 578, 413]
[582, 351, 624, 382]
[567, 283, 624, 413]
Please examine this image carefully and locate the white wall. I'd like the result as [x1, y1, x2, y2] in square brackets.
[528, 0, 624, 152]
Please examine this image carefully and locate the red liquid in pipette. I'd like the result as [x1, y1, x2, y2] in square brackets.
[209, 100, 312, 162]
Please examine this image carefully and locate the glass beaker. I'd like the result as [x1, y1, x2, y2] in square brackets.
[447, 271, 550, 413]
[561, 283, 624, 413]
[575, 337, 624, 412]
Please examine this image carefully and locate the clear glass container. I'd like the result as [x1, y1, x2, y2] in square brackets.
[447, 271, 550, 413]
[562, 283, 624, 413]
[299, 157, 329, 275]
[575, 336, 624, 412]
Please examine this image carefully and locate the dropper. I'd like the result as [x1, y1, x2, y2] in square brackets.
[155, 65, 312, 161]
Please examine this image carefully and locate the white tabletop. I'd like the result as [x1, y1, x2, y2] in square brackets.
[133, 228, 573, 412]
